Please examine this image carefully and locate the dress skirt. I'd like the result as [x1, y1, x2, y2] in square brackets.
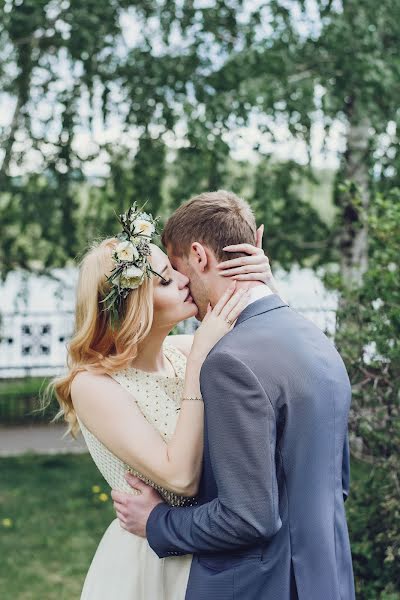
[81, 519, 192, 600]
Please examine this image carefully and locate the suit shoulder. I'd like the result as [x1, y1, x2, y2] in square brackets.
[202, 344, 250, 375]
[203, 346, 230, 368]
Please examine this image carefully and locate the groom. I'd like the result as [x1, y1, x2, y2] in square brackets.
[112, 190, 355, 599]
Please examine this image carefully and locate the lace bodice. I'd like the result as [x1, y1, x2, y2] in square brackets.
[77, 338, 198, 507]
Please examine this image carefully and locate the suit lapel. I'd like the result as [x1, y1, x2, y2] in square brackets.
[235, 294, 289, 327]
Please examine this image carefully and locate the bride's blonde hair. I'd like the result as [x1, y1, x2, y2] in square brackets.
[46, 237, 154, 437]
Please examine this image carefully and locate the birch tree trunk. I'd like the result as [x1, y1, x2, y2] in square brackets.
[0, 41, 32, 186]
[0, 94, 24, 182]
[336, 103, 371, 289]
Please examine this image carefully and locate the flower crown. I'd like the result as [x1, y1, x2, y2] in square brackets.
[101, 203, 167, 323]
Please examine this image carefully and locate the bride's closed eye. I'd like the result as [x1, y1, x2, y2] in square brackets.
[160, 278, 172, 286]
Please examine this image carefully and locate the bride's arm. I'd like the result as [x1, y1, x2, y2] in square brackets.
[71, 359, 204, 497]
[71, 286, 249, 498]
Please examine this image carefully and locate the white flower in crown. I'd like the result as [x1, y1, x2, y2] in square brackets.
[119, 265, 145, 289]
[133, 217, 155, 237]
[115, 240, 139, 262]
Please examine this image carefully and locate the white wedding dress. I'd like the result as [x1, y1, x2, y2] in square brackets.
[78, 339, 195, 599]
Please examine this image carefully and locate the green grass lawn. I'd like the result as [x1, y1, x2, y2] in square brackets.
[0, 453, 115, 600]
[0, 453, 370, 600]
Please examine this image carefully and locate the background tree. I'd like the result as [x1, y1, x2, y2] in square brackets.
[235, 0, 400, 286]
[336, 191, 400, 598]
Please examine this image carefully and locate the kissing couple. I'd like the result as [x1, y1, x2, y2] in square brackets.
[52, 190, 355, 599]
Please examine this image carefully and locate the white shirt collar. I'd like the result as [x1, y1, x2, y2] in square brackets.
[245, 284, 274, 309]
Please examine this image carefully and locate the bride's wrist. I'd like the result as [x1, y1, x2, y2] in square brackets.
[187, 351, 206, 369]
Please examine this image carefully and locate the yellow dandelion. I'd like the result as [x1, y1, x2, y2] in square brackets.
[98, 493, 109, 502]
[91, 485, 101, 494]
[2, 518, 13, 528]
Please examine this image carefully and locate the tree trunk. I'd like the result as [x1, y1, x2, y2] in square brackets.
[335, 106, 372, 458]
[336, 102, 371, 289]
[0, 41, 32, 187]
[0, 92, 24, 184]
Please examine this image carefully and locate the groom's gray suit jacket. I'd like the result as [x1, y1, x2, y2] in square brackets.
[147, 295, 355, 600]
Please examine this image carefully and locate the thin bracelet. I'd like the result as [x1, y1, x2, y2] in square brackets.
[176, 397, 203, 411]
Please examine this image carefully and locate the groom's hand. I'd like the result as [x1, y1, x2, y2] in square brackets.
[111, 473, 164, 538]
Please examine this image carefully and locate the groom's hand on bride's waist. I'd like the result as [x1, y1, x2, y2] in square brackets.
[111, 473, 164, 538]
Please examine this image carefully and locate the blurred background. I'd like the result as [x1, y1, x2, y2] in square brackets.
[0, 1, 399, 598]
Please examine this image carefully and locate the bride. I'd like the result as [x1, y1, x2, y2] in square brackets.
[50, 203, 276, 599]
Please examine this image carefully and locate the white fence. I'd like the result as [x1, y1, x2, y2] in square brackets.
[0, 311, 74, 378]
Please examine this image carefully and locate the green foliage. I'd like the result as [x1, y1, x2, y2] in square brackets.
[347, 463, 400, 599]
[1, 0, 399, 281]
[0, 174, 81, 274]
[252, 158, 331, 269]
[243, 0, 400, 161]
[0, 377, 57, 424]
[131, 135, 166, 216]
[0, 377, 47, 396]
[336, 191, 400, 598]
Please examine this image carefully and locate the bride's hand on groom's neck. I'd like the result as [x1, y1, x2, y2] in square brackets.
[216, 224, 279, 293]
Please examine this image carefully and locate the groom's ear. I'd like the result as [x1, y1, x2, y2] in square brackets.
[190, 242, 210, 272]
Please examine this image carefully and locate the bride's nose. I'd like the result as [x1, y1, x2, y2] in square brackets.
[178, 273, 190, 288]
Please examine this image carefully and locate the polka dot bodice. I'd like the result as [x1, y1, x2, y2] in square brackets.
[78, 338, 198, 507]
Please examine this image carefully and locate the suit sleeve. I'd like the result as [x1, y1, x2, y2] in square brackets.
[342, 430, 350, 502]
[146, 350, 281, 557]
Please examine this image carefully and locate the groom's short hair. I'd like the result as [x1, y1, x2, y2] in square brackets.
[162, 190, 257, 261]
